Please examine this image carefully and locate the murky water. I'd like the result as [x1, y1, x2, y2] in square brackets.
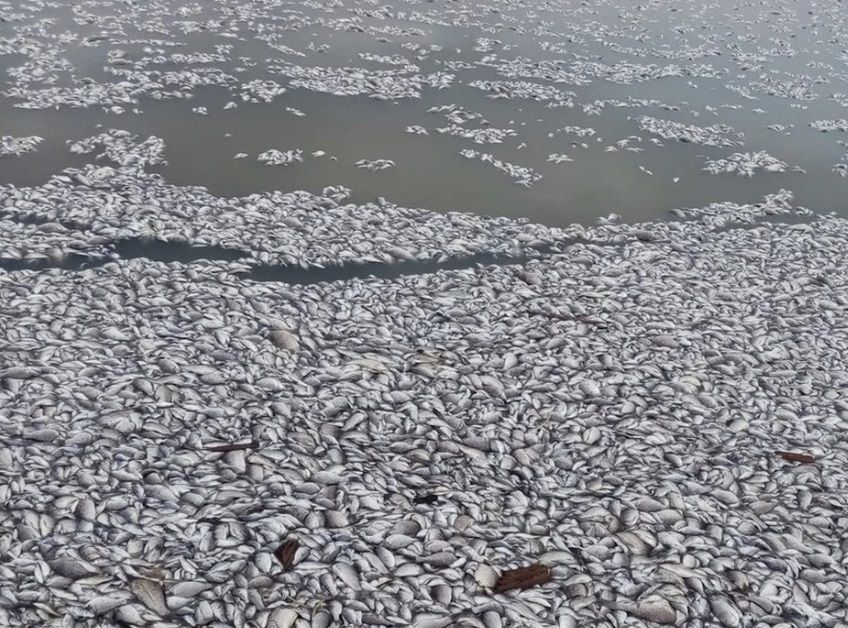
[2, 0, 848, 228]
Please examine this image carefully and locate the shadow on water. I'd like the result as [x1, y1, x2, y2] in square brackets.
[0, 233, 559, 284]
[0, 253, 102, 272]
[236, 246, 557, 285]
[112, 238, 250, 263]
[0, 237, 250, 273]
[0, 212, 820, 281]
[0, 203, 819, 280]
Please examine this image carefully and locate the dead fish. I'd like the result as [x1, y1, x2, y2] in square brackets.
[130, 578, 168, 616]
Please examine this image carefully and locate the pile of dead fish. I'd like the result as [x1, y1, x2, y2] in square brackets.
[436, 125, 517, 145]
[258, 150, 304, 167]
[2, 1, 848, 627]
[355, 159, 395, 172]
[2, 143, 847, 628]
[468, 80, 576, 108]
[271, 63, 454, 100]
[0, 135, 43, 156]
[636, 117, 740, 147]
[459, 149, 543, 188]
[703, 151, 793, 177]
[810, 120, 848, 133]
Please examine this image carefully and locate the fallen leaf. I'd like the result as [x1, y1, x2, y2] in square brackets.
[493, 563, 552, 593]
[777, 451, 815, 464]
[274, 539, 299, 570]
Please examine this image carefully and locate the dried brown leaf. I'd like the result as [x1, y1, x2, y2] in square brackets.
[777, 451, 815, 464]
[493, 563, 552, 593]
[274, 539, 299, 570]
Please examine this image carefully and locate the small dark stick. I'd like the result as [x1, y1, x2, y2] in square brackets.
[777, 451, 815, 464]
[274, 539, 299, 570]
[204, 440, 257, 453]
[493, 563, 552, 593]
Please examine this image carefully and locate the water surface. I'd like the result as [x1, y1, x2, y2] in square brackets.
[2, 0, 847, 227]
